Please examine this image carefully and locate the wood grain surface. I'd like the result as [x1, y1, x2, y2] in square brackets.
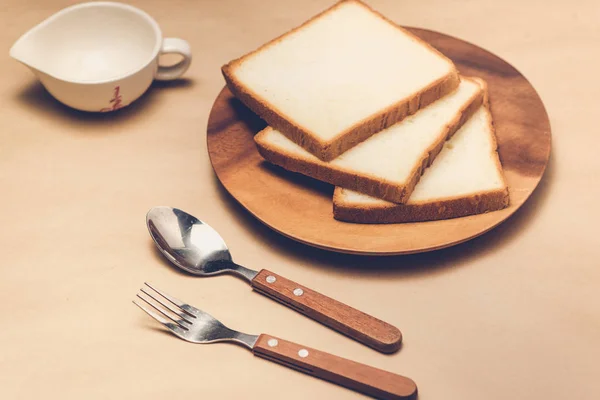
[207, 27, 552, 255]
[252, 269, 402, 353]
[253, 334, 418, 400]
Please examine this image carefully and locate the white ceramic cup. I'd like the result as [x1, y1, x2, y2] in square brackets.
[10, 2, 192, 112]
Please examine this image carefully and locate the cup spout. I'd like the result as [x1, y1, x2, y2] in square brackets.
[10, 33, 44, 75]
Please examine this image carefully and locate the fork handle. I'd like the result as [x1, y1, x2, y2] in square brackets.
[251, 269, 402, 353]
[253, 334, 417, 399]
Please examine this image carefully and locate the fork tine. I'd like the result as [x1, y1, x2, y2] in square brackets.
[135, 294, 189, 332]
[140, 287, 195, 324]
[144, 282, 198, 316]
[133, 299, 188, 336]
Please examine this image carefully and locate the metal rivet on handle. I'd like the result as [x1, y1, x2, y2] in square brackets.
[293, 288, 304, 296]
[266, 275, 276, 284]
[298, 349, 309, 358]
[267, 338, 278, 347]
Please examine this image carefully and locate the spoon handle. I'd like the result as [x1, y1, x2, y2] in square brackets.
[253, 334, 417, 399]
[251, 269, 402, 353]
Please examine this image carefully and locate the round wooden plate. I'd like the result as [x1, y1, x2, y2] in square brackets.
[207, 28, 551, 255]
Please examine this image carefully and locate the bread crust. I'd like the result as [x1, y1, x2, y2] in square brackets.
[332, 91, 511, 223]
[222, 0, 460, 161]
[332, 187, 510, 223]
[254, 78, 483, 204]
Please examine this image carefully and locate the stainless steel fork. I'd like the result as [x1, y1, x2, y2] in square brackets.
[134, 283, 417, 400]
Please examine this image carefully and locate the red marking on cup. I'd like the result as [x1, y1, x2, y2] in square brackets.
[100, 86, 124, 112]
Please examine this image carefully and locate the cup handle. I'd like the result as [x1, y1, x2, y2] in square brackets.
[156, 38, 192, 81]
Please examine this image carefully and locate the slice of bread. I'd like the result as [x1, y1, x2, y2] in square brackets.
[255, 78, 484, 204]
[333, 99, 509, 223]
[223, 0, 459, 161]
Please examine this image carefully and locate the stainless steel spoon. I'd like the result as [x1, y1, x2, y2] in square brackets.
[146, 206, 402, 353]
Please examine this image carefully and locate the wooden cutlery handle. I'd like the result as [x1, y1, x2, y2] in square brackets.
[253, 334, 417, 399]
[251, 269, 402, 353]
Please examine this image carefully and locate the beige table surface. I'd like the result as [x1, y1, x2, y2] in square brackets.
[1, 0, 599, 399]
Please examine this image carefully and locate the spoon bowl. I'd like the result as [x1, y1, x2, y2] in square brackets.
[146, 206, 257, 281]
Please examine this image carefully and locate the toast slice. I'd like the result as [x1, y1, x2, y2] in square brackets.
[255, 78, 484, 204]
[333, 100, 509, 223]
[223, 0, 459, 161]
